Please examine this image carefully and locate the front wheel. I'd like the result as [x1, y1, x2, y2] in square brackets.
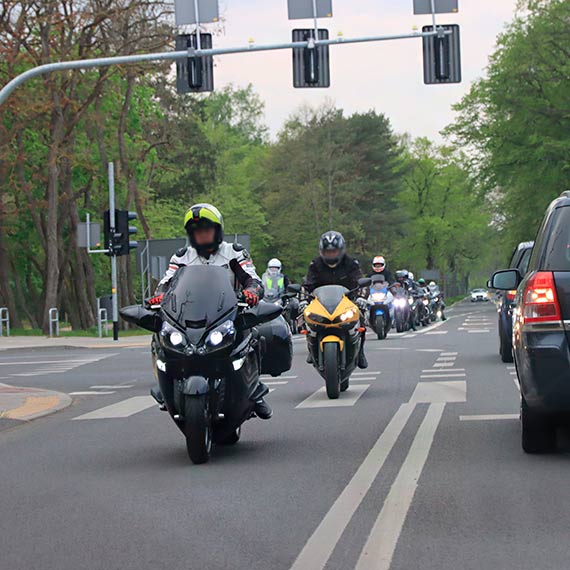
[184, 395, 213, 464]
[323, 343, 341, 399]
[375, 316, 386, 340]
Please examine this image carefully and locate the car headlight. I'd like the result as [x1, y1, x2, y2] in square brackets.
[371, 293, 386, 302]
[206, 319, 236, 350]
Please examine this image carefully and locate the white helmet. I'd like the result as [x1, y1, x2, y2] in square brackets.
[429, 281, 436, 287]
[408, 272, 415, 281]
[268, 258, 282, 271]
[372, 256, 386, 272]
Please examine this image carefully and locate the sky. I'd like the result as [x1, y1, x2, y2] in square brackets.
[202, 0, 519, 140]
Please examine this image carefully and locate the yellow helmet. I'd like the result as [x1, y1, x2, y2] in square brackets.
[183, 203, 224, 251]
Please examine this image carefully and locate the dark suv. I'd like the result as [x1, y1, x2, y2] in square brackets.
[496, 241, 534, 362]
[492, 192, 570, 453]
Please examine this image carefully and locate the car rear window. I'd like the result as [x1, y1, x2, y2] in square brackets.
[543, 206, 570, 271]
[518, 248, 532, 274]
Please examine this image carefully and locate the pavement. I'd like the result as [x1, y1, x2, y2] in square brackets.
[0, 334, 152, 351]
[1, 300, 569, 570]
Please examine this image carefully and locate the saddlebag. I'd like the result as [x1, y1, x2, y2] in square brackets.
[257, 315, 293, 377]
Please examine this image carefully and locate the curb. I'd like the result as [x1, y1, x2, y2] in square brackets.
[0, 385, 72, 422]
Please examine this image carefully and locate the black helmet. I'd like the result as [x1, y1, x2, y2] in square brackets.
[319, 231, 346, 268]
[395, 269, 409, 281]
[183, 203, 224, 255]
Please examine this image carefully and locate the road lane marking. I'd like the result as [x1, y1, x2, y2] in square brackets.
[416, 349, 442, 353]
[289, 403, 415, 570]
[90, 385, 134, 390]
[467, 329, 490, 333]
[420, 373, 466, 379]
[355, 403, 445, 570]
[433, 362, 455, 368]
[296, 385, 370, 409]
[436, 357, 456, 362]
[422, 368, 464, 373]
[512, 377, 520, 391]
[440, 352, 458, 356]
[264, 381, 289, 386]
[426, 331, 448, 335]
[0, 358, 109, 366]
[402, 334, 417, 338]
[410, 381, 466, 403]
[353, 371, 380, 376]
[459, 414, 518, 421]
[261, 375, 298, 380]
[69, 391, 115, 396]
[72, 396, 155, 420]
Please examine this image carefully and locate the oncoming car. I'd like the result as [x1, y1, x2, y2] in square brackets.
[470, 288, 490, 302]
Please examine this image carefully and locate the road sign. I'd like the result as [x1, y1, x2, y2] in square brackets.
[77, 222, 101, 248]
[174, 0, 219, 26]
[413, 0, 458, 15]
[422, 25, 461, 84]
[292, 29, 330, 88]
[176, 33, 214, 93]
[288, 0, 333, 19]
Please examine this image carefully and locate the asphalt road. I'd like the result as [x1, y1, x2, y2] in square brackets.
[1, 300, 569, 570]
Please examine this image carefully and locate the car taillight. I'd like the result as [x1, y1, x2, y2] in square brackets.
[506, 290, 517, 302]
[522, 271, 561, 323]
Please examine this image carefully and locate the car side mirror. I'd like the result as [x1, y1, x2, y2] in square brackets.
[486, 279, 492, 289]
[491, 269, 522, 291]
[287, 284, 301, 294]
[119, 305, 162, 333]
[358, 277, 372, 288]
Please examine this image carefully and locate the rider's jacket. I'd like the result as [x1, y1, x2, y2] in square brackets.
[157, 242, 261, 293]
[303, 255, 363, 297]
[262, 272, 289, 299]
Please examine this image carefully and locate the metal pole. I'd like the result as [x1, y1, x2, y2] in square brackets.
[108, 162, 119, 342]
[193, 0, 202, 51]
[430, 0, 438, 30]
[312, 0, 319, 38]
[0, 31, 448, 107]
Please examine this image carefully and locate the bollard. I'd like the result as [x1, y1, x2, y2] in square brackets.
[98, 308, 108, 338]
[0, 308, 9, 337]
[48, 308, 59, 338]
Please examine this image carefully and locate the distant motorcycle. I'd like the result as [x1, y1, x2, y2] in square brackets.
[393, 285, 412, 333]
[120, 265, 286, 465]
[264, 289, 300, 335]
[367, 278, 394, 340]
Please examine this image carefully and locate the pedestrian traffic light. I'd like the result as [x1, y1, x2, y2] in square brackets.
[176, 33, 214, 94]
[103, 210, 138, 256]
[422, 25, 462, 84]
[292, 29, 330, 88]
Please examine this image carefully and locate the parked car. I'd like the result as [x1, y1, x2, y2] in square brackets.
[491, 192, 570, 453]
[496, 241, 534, 363]
[470, 288, 490, 302]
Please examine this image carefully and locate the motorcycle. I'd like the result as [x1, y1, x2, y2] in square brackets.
[264, 289, 300, 335]
[417, 290, 432, 327]
[120, 265, 284, 465]
[429, 291, 446, 321]
[367, 278, 394, 340]
[392, 285, 412, 333]
[293, 278, 371, 399]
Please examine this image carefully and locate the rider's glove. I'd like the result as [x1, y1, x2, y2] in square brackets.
[147, 293, 164, 307]
[356, 297, 368, 312]
[244, 288, 260, 307]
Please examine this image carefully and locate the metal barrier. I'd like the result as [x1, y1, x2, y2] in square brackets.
[48, 308, 59, 338]
[98, 308, 109, 338]
[0, 308, 9, 337]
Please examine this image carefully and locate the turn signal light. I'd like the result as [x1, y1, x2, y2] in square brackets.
[522, 272, 561, 323]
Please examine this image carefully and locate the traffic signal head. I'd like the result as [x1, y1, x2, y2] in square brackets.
[103, 210, 138, 256]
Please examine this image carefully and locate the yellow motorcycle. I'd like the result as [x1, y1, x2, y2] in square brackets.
[291, 278, 370, 399]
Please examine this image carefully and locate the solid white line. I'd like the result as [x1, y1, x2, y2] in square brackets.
[426, 331, 448, 335]
[402, 334, 417, 338]
[72, 396, 155, 420]
[512, 377, 520, 392]
[420, 373, 466, 379]
[416, 349, 442, 353]
[69, 391, 115, 396]
[261, 375, 298, 380]
[289, 403, 415, 570]
[351, 377, 378, 382]
[459, 414, 518, 421]
[296, 385, 370, 409]
[355, 403, 445, 570]
[353, 371, 380, 376]
[440, 352, 458, 356]
[0, 359, 102, 366]
[422, 368, 464, 373]
[90, 385, 134, 390]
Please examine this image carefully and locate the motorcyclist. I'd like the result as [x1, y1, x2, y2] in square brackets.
[428, 280, 447, 321]
[394, 269, 417, 331]
[303, 231, 368, 369]
[149, 203, 272, 420]
[262, 258, 290, 300]
[370, 255, 394, 285]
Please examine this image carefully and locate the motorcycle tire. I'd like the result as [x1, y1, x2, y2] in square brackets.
[184, 395, 213, 465]
[396, 318, 404, 333]
[376, 316, 386, 340]
[323, 343, 341, 400]
[340, 378, 349, 392]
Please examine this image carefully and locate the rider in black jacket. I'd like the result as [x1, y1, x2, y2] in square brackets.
[303, 231, 368, 369]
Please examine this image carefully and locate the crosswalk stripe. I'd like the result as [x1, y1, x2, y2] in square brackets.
[426, 331, 448, 335]
[296, 385, 370, 409]
[72, 396, 155, 420]
[90, 385, 134, 390]
[353, 371, 380, 376]
[69, 391, 115, 396]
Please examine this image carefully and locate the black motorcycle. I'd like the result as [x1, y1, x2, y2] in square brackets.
[392, 285, 412, 333]
[120, 265, 283, 465]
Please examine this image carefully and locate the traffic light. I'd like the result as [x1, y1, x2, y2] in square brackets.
[103, 210, 138, 256]
[292, 29, 330, 88]
[176, 33, 214, 94]
[422, 25, 462, 84]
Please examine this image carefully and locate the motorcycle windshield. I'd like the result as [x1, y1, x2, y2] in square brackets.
[313, 285, 349, 315]
[162, 265, 237, 329]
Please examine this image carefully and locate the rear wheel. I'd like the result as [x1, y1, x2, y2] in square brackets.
[499, 325, 514, 363]
[323, 343, 341, 399]
[184, 395, 213, 464]
[375, 316, 386, 340]
[521, 397, 556, 454]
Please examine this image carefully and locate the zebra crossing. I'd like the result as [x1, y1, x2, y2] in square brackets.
[0, 354, 116, 378]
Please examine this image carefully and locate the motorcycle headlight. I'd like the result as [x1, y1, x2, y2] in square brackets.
[423, 299, 429, 306]
[170, 331, 185, 346]
[206, 319, 236, 350]
[372, 293, 386, 302]
[408, 298, 414, 306]
[339, 309, 356, 322]
[306, 312, 331, 325]
[160, 322, 187, 350]
[394, 298, 407, 308]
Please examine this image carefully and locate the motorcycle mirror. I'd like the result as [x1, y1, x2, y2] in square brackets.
[235, 301, 283, 331]
[358, 277, 372, 288]
[287, 284, 302, 294]
[119, 305, 162, 333]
